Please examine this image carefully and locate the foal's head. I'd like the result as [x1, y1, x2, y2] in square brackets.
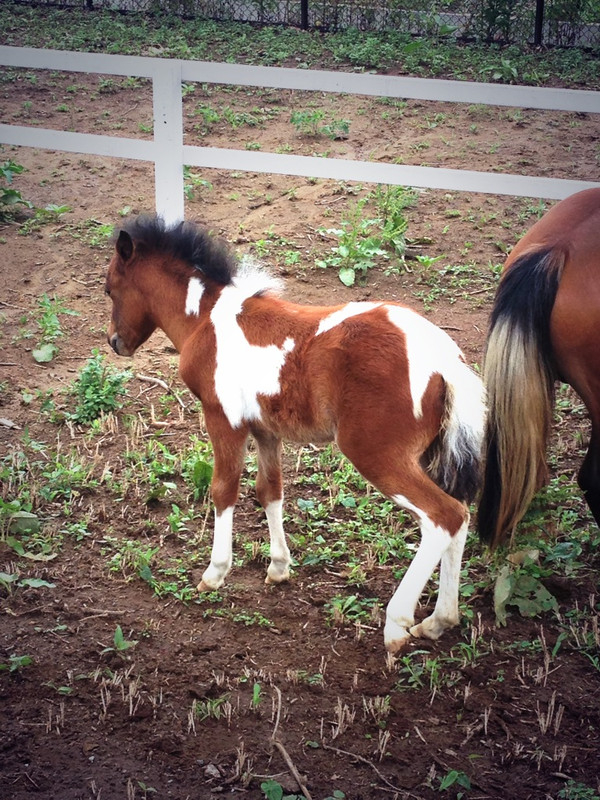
[105, 215, 236, 356]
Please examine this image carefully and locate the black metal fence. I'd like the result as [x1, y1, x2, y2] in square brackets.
[13, 0, 600, 46]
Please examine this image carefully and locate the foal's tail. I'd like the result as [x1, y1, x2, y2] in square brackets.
[477, 247, 565, 549]
[426, 356, 486, 507]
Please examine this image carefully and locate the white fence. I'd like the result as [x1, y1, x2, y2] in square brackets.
[0, 45, 599, 225]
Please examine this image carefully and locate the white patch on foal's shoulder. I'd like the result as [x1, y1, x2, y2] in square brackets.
[315, 301, 381, 336]
[210, 261, 293, 429]
[385, 305, 463, 419]
[185, 276, 205, 316]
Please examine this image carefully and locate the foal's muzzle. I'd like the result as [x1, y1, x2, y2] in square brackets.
[108, 332, 131, 357]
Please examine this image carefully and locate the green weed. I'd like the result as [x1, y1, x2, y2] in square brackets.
[183, 166, 213, 200]
[0, 654, 34, 673]
[0, 159, 33, 219]
[493, 554, 558, 626]
[290, 109, 350, 139]
[439, 769, 471, 795]
[558, 781, 600, 800]
[100, 625, 138, 656]
[66, 350, 132, 424]
[32, 294, 79, 364]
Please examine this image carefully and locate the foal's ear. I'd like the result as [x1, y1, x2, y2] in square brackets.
[116, 230, 134, 263]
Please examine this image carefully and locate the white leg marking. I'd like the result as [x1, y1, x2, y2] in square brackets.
[199, 506, 234, 590]
[410, 517, 468, 641]
[264, 499, 291, 584]
[384, 494, 452, 651]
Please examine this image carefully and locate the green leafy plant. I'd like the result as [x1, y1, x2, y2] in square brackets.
[183, 166, 213, 200]
[32, 294, 79, 363]
[317, 198, 387, 286]
[557, 781, 600, 800]
[325, 593, 382, 625]
[439, 769, 471, 795]
[0, 572, 55, 593]
[66, 350, 132, 424]
[0, 654, 33, 673]
[193, 693, 230, 721]
[101, 625, 138, 655]
[370, 184, 417, 262]
[19, 203, 71, 234]
[290, 109, 350, 140]
[494, 553, 559, 626]
[261, 780, 345, 800]
[0, 159, 33, 219]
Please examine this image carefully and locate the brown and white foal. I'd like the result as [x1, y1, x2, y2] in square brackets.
[105, 215, 486, 653]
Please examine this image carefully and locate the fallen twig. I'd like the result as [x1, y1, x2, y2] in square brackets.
[271, 686, 313, 800]
[137, 373, 187, 408]
[321, 742, 413, 797]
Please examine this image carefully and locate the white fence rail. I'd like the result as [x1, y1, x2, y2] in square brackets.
[1, 45, 599, 224]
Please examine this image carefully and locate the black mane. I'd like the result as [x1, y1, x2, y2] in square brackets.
[117, 214, 237, 286]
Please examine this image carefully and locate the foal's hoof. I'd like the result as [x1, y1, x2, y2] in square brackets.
[385, 636, 413, 655]
[265, 564, 290, 585]
[383, 619, 412, 653]
[410, 614, 456, 641]
[197, 579, 217, 593]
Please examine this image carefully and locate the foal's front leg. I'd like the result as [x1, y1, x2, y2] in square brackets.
[253, 430, 291, 585]
[197, 424, 248, 592]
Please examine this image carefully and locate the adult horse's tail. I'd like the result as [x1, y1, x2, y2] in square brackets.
[477, 246, 566, 549]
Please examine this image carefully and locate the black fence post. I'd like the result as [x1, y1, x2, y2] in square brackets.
[534, 0, 545, 45]
[301, 0, 309, 29]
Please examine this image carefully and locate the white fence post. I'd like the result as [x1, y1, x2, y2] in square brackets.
[151, 59, 185, 225]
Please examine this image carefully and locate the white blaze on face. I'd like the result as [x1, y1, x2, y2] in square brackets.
[185, 276, 204, 316]
[210, 272, 294, 429]
[385, 305, 464, 419]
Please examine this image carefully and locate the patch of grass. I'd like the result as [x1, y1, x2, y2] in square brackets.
[2, 4, 599, 87]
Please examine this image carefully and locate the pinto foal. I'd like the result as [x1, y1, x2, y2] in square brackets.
[105, 216, 485, 652]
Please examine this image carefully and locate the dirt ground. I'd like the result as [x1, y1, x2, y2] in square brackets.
[1, 69, 600, 800]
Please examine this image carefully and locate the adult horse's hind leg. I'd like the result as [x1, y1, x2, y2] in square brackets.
[578, 425, 600, 526]
[253, 430, 291, 585]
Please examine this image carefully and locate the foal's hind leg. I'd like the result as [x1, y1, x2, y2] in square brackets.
[409, 515, 468, 641]
[384, 492, 467, 652]
[337, 434, 467, 652]
[253, 430, 291, 585]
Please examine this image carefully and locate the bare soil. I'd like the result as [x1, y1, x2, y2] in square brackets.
[1, 69, 600, 800]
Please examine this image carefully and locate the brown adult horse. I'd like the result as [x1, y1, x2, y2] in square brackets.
[478, 187, 600, 548]
[105, 215, 485, 653]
